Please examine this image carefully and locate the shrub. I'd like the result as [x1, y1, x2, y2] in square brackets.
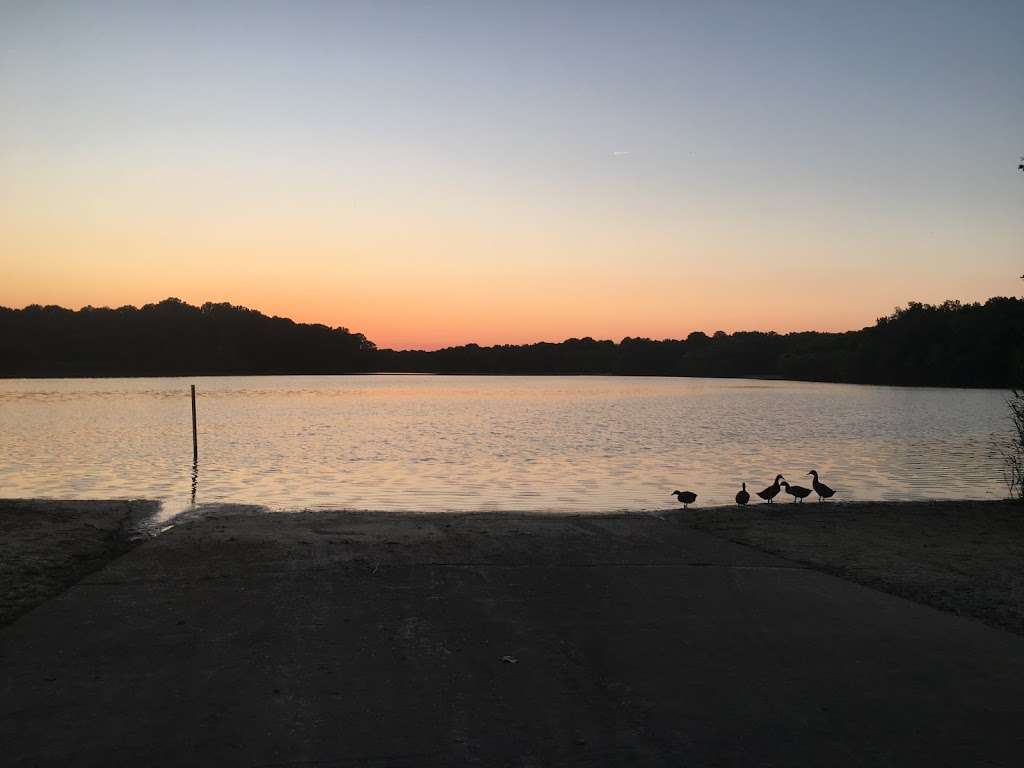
[1005, 389, 1024, 500]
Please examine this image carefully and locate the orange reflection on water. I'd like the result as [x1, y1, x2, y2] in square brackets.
[0, 375, 1010, 521]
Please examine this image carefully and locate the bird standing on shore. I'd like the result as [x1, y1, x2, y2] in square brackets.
[672, 490, 698, 509]
[756, 475, 785, 503]
[735, 483, 750, 505]
[807, 470, 836, 501]
[781, 481, 812, 503]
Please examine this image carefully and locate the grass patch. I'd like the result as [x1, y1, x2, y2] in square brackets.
[0, 500, 157, 626]
[682, 500, 1024, 635]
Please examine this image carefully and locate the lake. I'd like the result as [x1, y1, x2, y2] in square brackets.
[0, 375, 1012, 520]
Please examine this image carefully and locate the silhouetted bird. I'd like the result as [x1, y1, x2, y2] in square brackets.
[671, 490, 698, 509]
[807, 470, 836, 501]
[735, 483, 750, 505]
[756, 475, 785, 503]
[781, 481, 811, 503]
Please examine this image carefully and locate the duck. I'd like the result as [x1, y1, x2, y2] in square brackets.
[781, 481, 812, 503]
[756, 475, 785, 503]
[671, 490, 698, 509]
[735, 483, 750, 505]
[807, 470, 835, 501]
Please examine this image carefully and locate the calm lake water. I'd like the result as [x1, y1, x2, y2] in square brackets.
[0, 375, 1013, 520]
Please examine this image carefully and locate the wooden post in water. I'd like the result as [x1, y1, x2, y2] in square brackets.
[191, 384, 198, 463]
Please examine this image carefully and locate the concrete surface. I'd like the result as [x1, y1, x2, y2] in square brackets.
[2, 509, 1023, 766]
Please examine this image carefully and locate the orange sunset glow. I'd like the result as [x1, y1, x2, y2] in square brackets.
[2, 2, 1021, 349]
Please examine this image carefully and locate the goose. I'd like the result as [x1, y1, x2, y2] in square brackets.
[735, 483, 750, 505]
[781, 481, 812, 503]
[756, 475, 785, 503]
[671, 490, 698, 509]
[807, 470, 836, 501]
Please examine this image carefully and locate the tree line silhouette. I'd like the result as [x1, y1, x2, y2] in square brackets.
[2, 296, 1022, 387]
[0, 298, 376, 377]
[379, 298, 1024, 387]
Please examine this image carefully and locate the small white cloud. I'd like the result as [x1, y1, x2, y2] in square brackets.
[612, 150, 631, 157]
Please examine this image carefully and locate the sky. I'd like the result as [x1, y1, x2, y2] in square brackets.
[1, 1, 1022, 349]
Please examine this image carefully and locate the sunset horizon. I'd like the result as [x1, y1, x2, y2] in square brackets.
[4, 3, 1021, 351]
[2, 289, 1019, 352]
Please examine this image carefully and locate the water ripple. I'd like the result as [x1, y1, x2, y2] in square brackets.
[0, 375, 1013, 516]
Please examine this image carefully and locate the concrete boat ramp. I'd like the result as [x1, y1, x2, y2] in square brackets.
[2, 508, 1023, 766]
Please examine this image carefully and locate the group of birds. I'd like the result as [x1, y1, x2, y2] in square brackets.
[671, 470, 835, 509]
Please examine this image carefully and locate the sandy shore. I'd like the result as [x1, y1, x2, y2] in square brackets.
[2, 499, 1024, 765]
[0, 499, 158, 626]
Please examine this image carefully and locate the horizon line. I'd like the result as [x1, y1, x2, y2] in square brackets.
[5, 294, 1021, 353]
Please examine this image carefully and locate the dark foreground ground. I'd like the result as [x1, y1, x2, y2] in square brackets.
[2, 502, 1024, 766]
[0, 500, 158, 626]
[685, 499, 1024, 636]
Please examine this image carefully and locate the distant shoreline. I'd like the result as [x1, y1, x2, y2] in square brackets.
[0, 371, 1013, 392]
[4, 296, 1022, 387]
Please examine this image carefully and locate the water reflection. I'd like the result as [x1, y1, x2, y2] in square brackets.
[0, 375, 1013, 514]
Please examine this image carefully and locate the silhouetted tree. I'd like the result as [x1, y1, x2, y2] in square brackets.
[3, 296, 1024, 387]
[0, 298, 374, 377]
[374, 298, 1024, 387]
